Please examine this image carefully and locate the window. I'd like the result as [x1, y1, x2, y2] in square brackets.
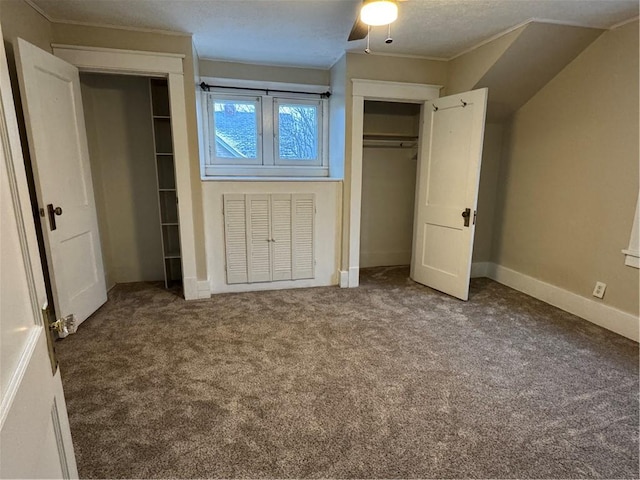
[275, 99, 320, 165]
[210, 96, 261, 165]
[203, 90, 328, 177]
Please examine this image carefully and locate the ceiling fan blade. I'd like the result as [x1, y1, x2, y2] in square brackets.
[348, 18, 368, 41]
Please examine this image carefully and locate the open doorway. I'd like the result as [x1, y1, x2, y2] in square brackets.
[348, 80, 488, 300]
[80, 73, 182, 292]
[360, 100, 421, 269]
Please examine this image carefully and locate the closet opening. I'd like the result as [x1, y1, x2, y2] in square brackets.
[359, 100, 421, 269]
[79, 73, 182, 293]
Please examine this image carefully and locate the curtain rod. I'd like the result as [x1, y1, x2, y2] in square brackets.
[200, 82, 331, 98]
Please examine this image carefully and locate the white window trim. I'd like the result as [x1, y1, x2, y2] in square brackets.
[622, 193, 640, 268]
[199, 78, 329, 178]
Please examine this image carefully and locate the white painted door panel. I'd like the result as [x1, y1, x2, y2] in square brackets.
[271, 194, 293, 281]
[411, 88, 488, 300]
[1, 27, 77, 478]
[247, 194, 271, 283]
[14, 38, 106, 325]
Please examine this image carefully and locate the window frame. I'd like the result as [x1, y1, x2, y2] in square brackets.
[273, 97, 323, 167]
[201, 86, 329, 178]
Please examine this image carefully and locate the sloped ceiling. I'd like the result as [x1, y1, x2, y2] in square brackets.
[476, 23, 605, 120]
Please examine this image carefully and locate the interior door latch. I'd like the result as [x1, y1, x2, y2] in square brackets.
[462, 208, 471, 227]
[47, 204, 63, 231]
[50, 314, 77, 338]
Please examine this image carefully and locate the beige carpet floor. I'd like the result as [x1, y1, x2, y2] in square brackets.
[56, 266, 639, 479]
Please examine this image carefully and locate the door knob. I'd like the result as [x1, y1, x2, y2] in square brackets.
[47, 204, 62, 231]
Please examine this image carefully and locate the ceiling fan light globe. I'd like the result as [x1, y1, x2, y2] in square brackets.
[360, 0, 398, 26]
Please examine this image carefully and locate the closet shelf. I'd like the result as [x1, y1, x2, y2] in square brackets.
[363, 134, 418, 141]
[362, 134, 418, 149]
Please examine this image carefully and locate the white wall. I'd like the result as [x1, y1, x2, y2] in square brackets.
[81, 73, 164, 287]
[203, 181, 342, 293]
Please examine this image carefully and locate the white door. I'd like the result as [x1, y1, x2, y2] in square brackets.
[14, 38, 106, 325]
[0, 27, 78, 478]
[411, 88, 488, 300]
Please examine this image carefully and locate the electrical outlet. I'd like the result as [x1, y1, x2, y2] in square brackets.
[593, 281, 607, 299]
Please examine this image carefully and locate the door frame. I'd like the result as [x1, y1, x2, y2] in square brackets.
[51, 44, 199, 300]
[343, 79, 442, 288]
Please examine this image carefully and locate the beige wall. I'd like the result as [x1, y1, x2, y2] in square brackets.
[446, 26, 524, 96]
[472, 123, 504, 263]
[199, 59, 330, 85]
[360, 102, 419, 268]
[492, 21, 639, 315]
[0, 0, 52, 53]
[81, 73, 164, 287]
[0, 1, 53, 158]
[51, 23, 208, 281]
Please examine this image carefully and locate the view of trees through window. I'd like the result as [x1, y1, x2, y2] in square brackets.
[278, 104, 318, 160]
[212, 97, 319, 162]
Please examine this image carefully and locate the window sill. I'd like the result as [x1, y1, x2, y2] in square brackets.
[622, 249, 639, 269]
[202, 175, 342, 182]
[203, 165, 329, 178]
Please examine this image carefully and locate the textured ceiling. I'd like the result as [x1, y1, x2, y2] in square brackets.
[31, 0, 639, 68]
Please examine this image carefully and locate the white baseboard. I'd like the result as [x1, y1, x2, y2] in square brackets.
[197, 280, 211, 299]
[339, 270, 349, 288]
[485, 263, 639, 342]
[182, 277, 198, 300]
[471, 261, 490, 278]
[360, 251, 412, 269]
[348, 266, 359, 288]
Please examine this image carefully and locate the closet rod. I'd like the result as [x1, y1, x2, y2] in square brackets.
[363, 141, 417, 149]
[200, 82, 331, 98]
[362, 144, 416, 148]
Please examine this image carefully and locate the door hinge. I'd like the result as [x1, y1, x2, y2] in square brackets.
[473, 210, 477, 225]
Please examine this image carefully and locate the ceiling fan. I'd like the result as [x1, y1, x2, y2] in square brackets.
[347, 0, 407, 42]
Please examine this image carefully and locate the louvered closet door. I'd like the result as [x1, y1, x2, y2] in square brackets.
[271, 194, 293, 281]
[292, 194, 315, 280]
[223, 193, 315, 285]
[246, 194, 271, 283]
[223, 194, 248, 284]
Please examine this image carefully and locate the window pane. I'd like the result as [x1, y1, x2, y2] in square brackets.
[214, 100, 258, 159]
[278, 104, 318, 160]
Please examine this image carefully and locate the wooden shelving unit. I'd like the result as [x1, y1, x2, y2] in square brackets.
[150, 78, 182, 289]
